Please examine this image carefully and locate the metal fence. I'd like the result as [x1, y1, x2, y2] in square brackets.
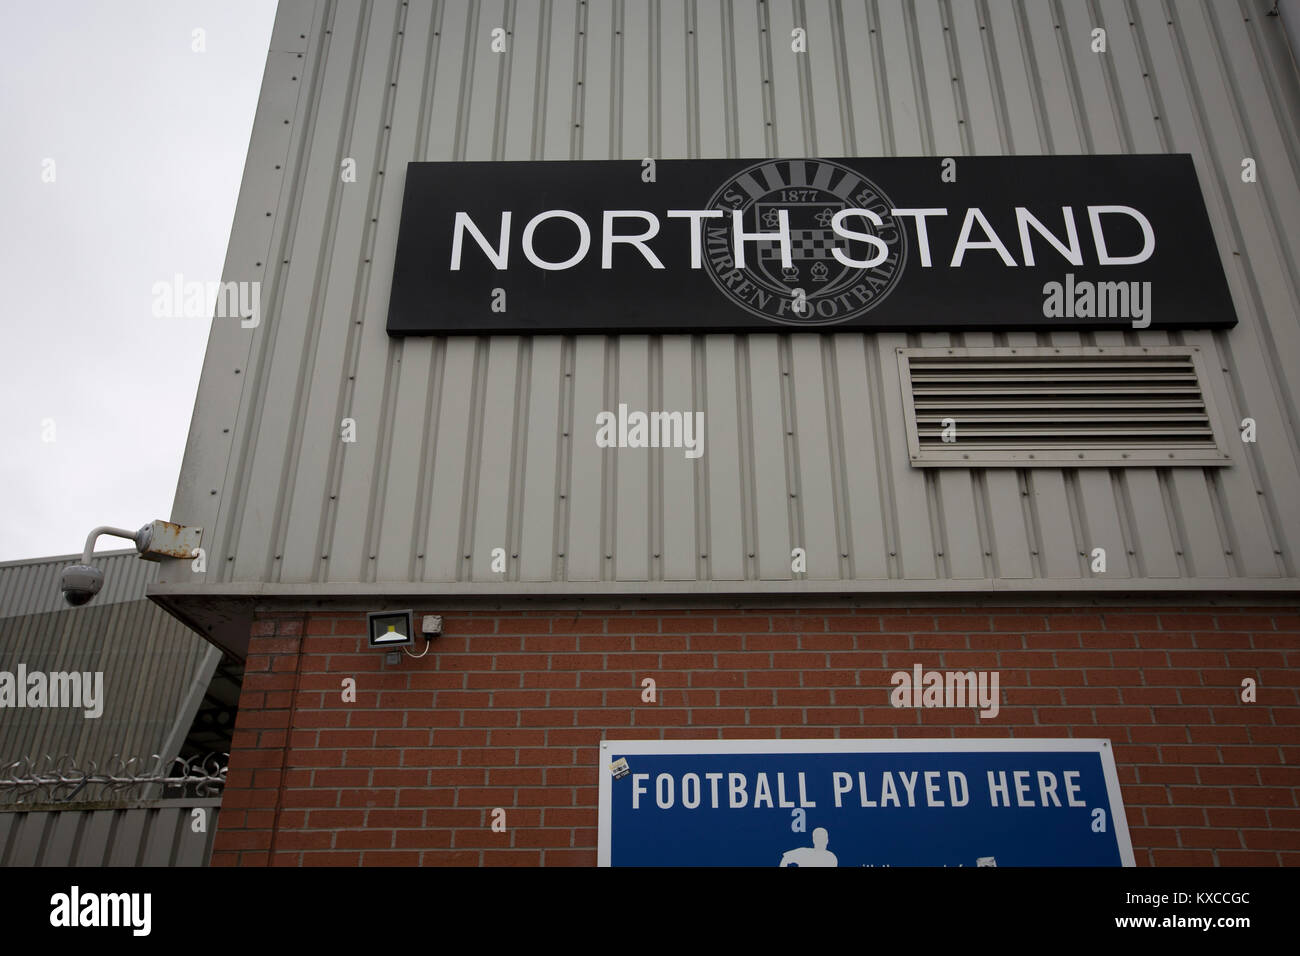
[0, 753, 226, 866]
[0, 798, 222, 867]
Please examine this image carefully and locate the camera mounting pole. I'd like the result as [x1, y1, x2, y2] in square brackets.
[60, 520, 203, 607]
[79, 525, 149, 564]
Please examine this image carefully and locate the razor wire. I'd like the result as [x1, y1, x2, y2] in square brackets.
[0, 752, 228, 803]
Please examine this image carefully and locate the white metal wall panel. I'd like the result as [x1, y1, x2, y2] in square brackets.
[474, 338, 522, 580]
[804, 1, 843, 157]
[704, 335, 745, 580]
[732, 0, 767, 157]
[749, 336, 794, 579]
[791, 336, 839, 579]
[661, 0, 690, 158]
[583, 0, 613, 157]
[768, 0, 806, 155]
[159, 0, 1300, 603]
[615, 338, 651, 581]
[568, 336, 606, 580]
[696, 2, 728, 158]
[661, 336, 699, 580]
[519, 340, 565, 581]
[832, 336, 889, 580]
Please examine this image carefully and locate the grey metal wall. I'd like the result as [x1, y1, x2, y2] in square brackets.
[0, 799, 221, 866]
[0, 551, 220, 782]
[1, 550, 162, 618]
[158, 0, 1300, 604]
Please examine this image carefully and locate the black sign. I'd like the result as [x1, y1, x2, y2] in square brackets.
[386, 155, 1237, 335]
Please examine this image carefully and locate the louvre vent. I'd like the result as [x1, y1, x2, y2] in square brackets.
[897, 347, 1232, 468]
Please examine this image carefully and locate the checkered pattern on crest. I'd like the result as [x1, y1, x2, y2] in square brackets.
[757, 229, 837, 262]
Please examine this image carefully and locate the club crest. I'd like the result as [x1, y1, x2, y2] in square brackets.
[702, 158, 908, 325]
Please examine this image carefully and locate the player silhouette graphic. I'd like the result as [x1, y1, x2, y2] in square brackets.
[779, 827, 838, 867]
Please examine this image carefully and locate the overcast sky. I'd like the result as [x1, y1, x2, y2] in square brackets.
[0, 2, 278, 562]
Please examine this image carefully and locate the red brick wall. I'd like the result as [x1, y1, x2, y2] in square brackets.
[211, 606, 1300, 867]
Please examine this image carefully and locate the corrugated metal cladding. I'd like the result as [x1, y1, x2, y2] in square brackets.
[0, 800, 221, 866]
[0, 551, 220, 787]
[160, 0, 1300, 602]
[1, 550, 159, 619]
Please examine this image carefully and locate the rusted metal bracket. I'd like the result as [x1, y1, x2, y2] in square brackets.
[134, 520, 203, 562]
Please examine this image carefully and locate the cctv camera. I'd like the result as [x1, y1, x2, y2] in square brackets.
[60, 564, 104, 607]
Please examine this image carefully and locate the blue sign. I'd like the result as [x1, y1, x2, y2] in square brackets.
[598, 739, 1134, 867]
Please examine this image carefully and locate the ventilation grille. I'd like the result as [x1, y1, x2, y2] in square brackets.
[897, 347, 1231, 468]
